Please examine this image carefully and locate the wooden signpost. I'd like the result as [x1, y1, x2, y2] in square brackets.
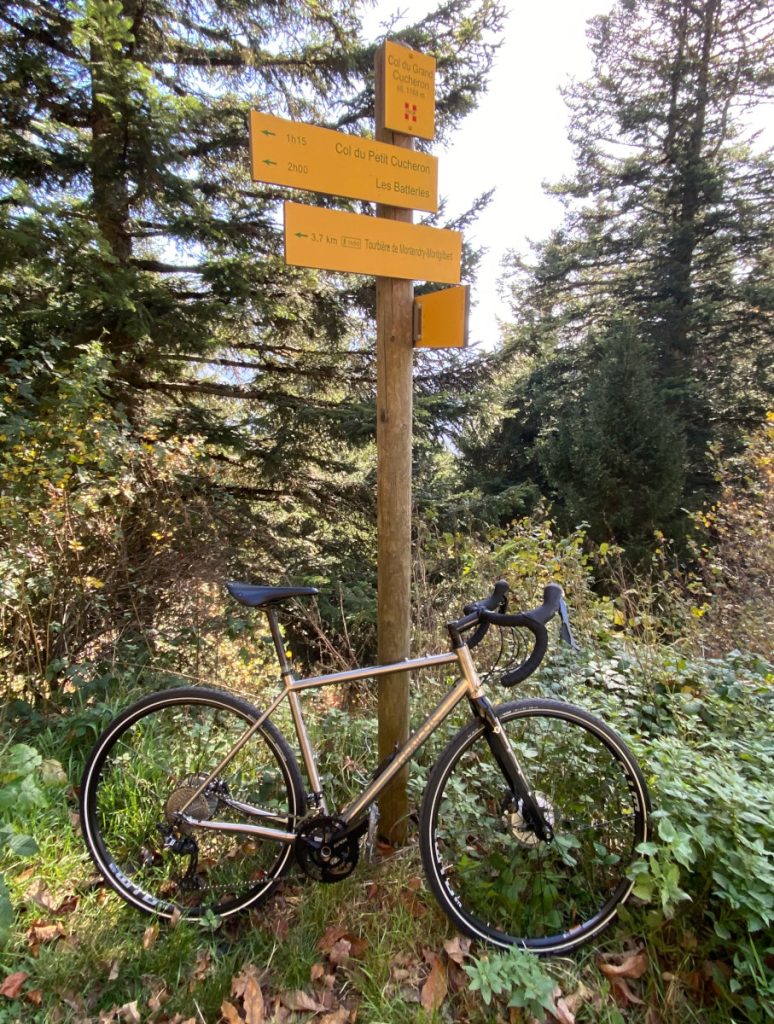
[249, 41, 463, 843]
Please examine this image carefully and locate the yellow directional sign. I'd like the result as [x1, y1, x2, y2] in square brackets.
[413, 285, 470, 348]
[249, 111, 438, 213]
[284, 202, 461, 284]
[383, 41, 436, 141]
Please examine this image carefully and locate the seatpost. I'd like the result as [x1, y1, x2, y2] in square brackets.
[265, 605, 294, 684]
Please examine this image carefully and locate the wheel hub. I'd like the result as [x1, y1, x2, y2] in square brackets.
[501, 792, 555, 847]
[164, 773, 220, 829]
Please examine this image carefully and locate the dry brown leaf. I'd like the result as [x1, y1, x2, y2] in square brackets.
[599, 951, 649, 980]
[328, 938, 352, 966]
[310, 963, 327, 983]
[242, 973, 265, 1024]
[609, 977, 645, 1007]
[280, 989, 324, 1012]
[319, 1010, 349, 1024]
[24, 879, 57, 911]
[0, 972, 28, 999]
[26, 920, 66, 952]
[443, 936, 472, 964]
[553, 995, 576, 1024]
[26, 988, 43, 1007]
[107, 960, 120, 982]
[220, 1000, 242, 1024]
[420, 952, 447, 1014]
[192, 948, 212, 982]
[317, 925, 349, 953]
[148, 985, 169, 1014]
[168, 906, 182, 929]
[143, 924, 159, 950]
[116, 1001, 142, 1023]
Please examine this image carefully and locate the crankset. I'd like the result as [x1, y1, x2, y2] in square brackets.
[295, 815, 366, 883]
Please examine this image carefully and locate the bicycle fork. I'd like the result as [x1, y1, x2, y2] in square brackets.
[469, 694, 555, 844]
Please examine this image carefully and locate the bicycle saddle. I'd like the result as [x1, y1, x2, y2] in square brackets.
[226, 582, 319, 607]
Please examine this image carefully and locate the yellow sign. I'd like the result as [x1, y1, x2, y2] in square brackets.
[249, 111, 438, 213]
[383, 41, 436, 141]
[413, 286, 470, 348]
[284, 203, 461, 283]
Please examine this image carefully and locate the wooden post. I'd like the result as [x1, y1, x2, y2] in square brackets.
[374, 43, 413, 845]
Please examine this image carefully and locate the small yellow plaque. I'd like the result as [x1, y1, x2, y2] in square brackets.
[249, 111, 438, 212]
[383, 41, 436, 141]
[284, 202, 461, 283]
[413, 286, 470, 348]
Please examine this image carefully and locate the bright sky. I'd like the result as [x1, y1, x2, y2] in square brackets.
[367, 0, 614, 348]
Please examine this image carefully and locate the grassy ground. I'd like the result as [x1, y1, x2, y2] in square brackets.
[2, 636, 772, 1023]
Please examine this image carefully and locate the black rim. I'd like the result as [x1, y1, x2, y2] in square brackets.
[83, 692, 300, 917]
[424, 703, 648, 952]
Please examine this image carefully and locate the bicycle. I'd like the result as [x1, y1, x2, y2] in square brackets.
[80, 579, 651, 954]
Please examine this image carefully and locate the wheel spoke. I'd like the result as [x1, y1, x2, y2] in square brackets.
[420, 700, 649, 953]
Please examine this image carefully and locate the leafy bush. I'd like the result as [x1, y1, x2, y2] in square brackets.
[0, 741, 67, 944]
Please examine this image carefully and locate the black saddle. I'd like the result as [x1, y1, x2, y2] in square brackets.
[226, 581, 319, 608]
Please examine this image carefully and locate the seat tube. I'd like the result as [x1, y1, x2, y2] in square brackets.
[265, 606, 327, 813]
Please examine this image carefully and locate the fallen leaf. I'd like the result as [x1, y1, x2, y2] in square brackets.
[108, 960, 120, 982]
[168, 906, 182, 929]
[609, 977, 645, 1007]
[243, 973, 265, 1024]
[599, 951, 648, 980]
[116, 1001, 142, 1023]
[319, 1010, 349, 1024]
[26, 920, 66, 953]
[328, 938, 352, 966]
[310, 964, 327, 983]
[317, 925, 349, 954]
[26, 988, 43, 1006]
[281, 989, 324, 1012]
[148, 985, 169, 1013]
[191, 948, 212, 982]
[221, 1000, 242, 1024]
[420, 952, 447, 1014]
[24, 879, 57, 911]
[443, 936, 472, 964]
[553, 995, 576, 1024]
[0, 972, 28, 999]
[143, 924, 159, 950]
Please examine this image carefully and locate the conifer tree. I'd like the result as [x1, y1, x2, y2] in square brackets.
[467, 0, 773, 548]
[0, 0, 504, 683]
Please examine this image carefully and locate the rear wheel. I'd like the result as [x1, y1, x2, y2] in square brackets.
[81, 687, 305, 918]
[419, 699, 649, 953]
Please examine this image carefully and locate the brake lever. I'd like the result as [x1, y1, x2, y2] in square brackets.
[558, 597, 580, 651]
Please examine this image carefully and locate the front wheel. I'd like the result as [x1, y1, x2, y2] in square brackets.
[419, 699, 650, 954]
[81, 687, 306, 918]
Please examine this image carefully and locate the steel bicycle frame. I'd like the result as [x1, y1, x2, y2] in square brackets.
[176, 605, 537, 843]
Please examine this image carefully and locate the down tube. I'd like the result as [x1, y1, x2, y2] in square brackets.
[340, 676, 471, 824]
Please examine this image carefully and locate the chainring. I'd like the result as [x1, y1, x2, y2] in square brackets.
[295, 815, 360, 883]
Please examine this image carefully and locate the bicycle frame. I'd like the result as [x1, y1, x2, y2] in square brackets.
[175, 606, 489, 843]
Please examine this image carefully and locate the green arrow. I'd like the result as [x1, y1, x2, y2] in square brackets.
[261, 129, 276, 136]
[294, 232, 308, 238]
[262, 158, 277, 166]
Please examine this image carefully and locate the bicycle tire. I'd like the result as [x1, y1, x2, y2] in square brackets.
[419, 698, 650, 954]
[81, 687, 306, 918]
